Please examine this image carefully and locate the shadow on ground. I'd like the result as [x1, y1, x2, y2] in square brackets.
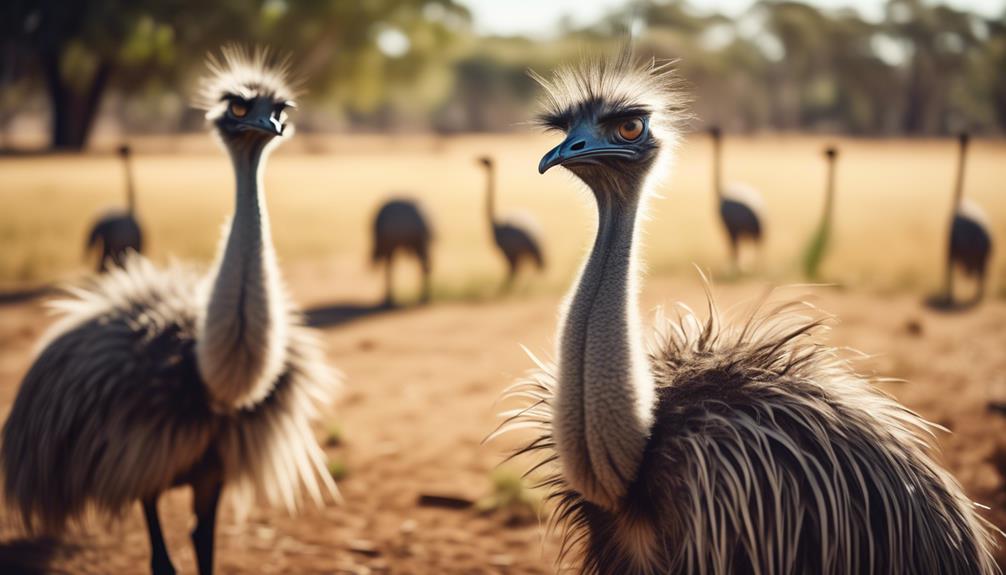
[304, 301, 422, 329]
[0, 537, 77, 575]
[0, 286, 53, 307]
[923, 294, 982, 313]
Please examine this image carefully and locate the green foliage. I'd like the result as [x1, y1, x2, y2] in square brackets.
[476, 468, 542, 516]
[802, 222, 831, 280]
[325, 422, 344, 447]
[6, 0, 1005, 148]
[327, 457, 348, 481]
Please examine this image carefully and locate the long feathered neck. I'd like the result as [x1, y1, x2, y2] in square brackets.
[485, 163, 497, 228]
[712, 135, 723, 201]
[554, 171, 656, 511]
[123, 154, 136, 215]
[197, 138, 288, 410]
[953, 139, 967, 211]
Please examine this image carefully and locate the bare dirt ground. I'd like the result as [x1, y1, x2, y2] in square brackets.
[1, 260, 1005, 574]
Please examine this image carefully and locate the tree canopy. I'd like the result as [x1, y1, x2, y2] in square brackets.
[2, 0, 1003, 150]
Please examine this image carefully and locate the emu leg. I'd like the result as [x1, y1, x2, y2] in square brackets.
[383, 255, 394, 308]
[418, 249, 432, 304]
[501, 261, 516, 294]
[191, 477, 223, 575]
[142, 496, 176, 575]
[974, 266, 987, 305]
[728, 238, 740, 276]
[944, 258, 955, 306]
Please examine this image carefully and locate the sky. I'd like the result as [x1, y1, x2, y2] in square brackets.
[456, 0, 1006, 37]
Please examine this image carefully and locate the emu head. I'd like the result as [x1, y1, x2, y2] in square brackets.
[196, 45, 297, 149]
[478, 156, 493, 169]
[534, 51, 686, 198]
[825, 146, 837, 160]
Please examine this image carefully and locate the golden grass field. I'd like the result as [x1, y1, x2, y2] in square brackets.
[2, 134, 1004, 295]
[0, 134, 1005, 573]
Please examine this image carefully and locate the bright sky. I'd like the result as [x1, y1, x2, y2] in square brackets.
[456, 0, 1006, 37]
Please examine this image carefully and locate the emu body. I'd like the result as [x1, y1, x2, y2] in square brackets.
[86, 145, 143, 272]
[499, 53, 997, 575]
[1, 47, 338, 575]
[710, 128, 763, 272]
[479, 156, 544, 290]
[945, 133, 993, 306]
[372, 198, 433, 306]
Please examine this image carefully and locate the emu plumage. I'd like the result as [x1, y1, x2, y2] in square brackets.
[2, 46, 338, 575]
[497, 52, 998, 575]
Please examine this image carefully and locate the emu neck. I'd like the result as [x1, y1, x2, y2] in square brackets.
[712, 136, 723, 200]
[953, 141, 968, 210]
[554, 180, 655, 510]
[123, 155, 136, 215]
[485, 164, 497, 228]
[197, 140, 288, 410]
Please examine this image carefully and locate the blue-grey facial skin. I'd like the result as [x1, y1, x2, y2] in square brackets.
[539, 114, 659, 201]
[215, 95, 290, 141]
[538, 115, 657, 174]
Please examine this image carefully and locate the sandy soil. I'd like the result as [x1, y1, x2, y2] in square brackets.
[0, 260, 1004, 574]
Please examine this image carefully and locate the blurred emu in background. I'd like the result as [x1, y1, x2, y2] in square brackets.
[85, 144, 143, 272]
[943, 132, 993, 307]
[372, 197, 434, 307]
[477, 156, 545, 291]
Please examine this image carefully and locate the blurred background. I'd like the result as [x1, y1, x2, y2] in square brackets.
[2, 1, 1006, 573]
[3, 0, 1006, 146]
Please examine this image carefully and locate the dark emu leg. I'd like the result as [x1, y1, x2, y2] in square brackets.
[143, 496, 177, 575]
[191, 476, 223, 575]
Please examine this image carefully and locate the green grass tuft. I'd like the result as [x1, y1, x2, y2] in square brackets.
[328, 457, 349, 481]
[325, 422, 344, 447]
[476, 468, 542, 516]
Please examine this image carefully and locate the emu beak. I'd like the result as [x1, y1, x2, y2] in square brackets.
[538, 127, 636, 174]
[244, 114, 284, 136]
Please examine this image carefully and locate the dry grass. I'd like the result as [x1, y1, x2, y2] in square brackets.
[1, 134, 1003, 298]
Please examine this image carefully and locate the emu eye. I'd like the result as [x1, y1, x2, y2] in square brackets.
[229, 100, 248, 118]
[618, 118, 644, 141]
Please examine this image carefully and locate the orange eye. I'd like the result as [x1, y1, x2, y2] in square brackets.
[618, 118, 644, 141]
[229, 101, 248, 118]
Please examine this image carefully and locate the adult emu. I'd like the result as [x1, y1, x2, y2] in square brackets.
[944, 132, 993, 306]
[710, 126, 763, 273]
[496, 52, 997, 575]
[85, 144, 144, 272]
[1, 47, 339, 575]
[372, 198, 433, 306]
[478, 156, 545, 291]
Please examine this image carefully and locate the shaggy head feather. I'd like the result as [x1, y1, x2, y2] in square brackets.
[532, 49, 688, 141]
[194, 45, 298, 144]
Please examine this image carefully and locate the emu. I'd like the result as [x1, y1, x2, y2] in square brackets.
[85, 144, 144, 272]
[710, 126, 763, 273]
[478, 156, 545, 291]
[496, 52, 997, 575]
[944, 132, 993, 306]
[372, 198, 433, 306]
[1, 47, 339, 575]
[802, 146, 838, 279]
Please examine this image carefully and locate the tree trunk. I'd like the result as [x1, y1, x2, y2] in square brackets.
[41, 49, 112, 151]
